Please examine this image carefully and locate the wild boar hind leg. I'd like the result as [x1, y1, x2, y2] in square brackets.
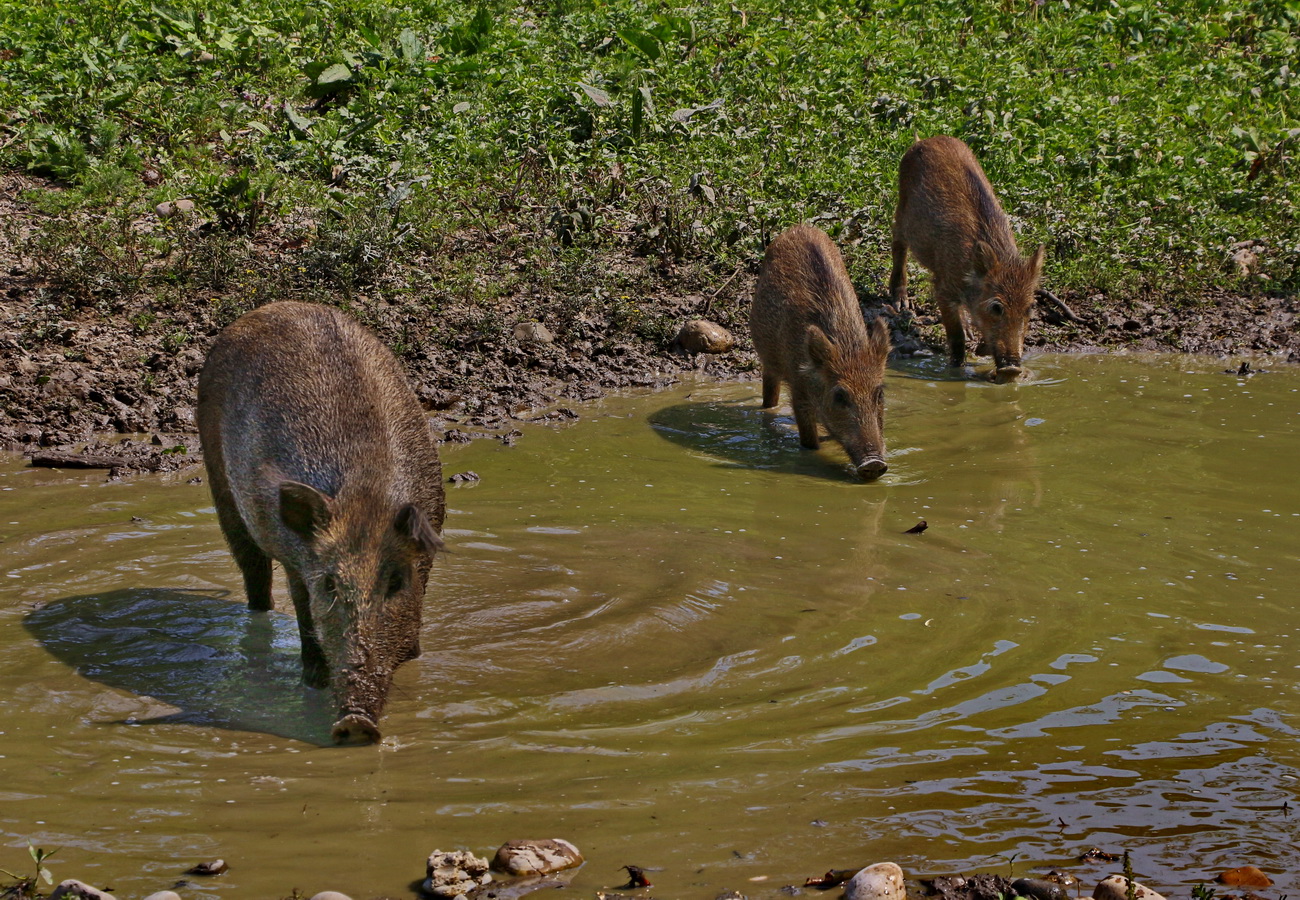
[760, 368, 782, 409]
[286, 568, 330, 689]
[889, 239, 910, 311]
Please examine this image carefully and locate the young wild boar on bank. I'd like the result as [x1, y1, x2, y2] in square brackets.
[197, 301, 445, 745]
[890, 135, 1078, 382]
[750, 224, 891, 481]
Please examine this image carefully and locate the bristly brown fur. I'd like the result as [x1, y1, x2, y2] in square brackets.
[889, 135, 1045, 378]
[197, 301, 446, 744]
[750, 224, 891, 480]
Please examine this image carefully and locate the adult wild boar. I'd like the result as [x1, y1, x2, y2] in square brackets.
[197, 301, 445, 744]
[750, 224, 891, 480]
[889, 135, 1080, 381]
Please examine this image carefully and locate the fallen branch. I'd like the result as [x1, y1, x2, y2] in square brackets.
[1035, 288, 1087, 325]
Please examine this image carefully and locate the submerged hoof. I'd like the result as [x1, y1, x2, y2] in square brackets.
[331, 714, 381, 745]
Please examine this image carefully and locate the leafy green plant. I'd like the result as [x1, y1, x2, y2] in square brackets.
[0, 844, 59, 898]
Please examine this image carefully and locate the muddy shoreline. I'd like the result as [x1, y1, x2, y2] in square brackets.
[2, 174, 1297, 474]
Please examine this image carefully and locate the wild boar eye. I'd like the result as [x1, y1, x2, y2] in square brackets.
[386, 569, 406, 596]
[832, 386, 852, 407]
[988, 299, 1005, 317]
[873, 385, 885, 406]
[322, 574, 337, 596]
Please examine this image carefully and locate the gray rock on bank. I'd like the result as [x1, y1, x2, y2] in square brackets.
[424, 849, 493, 898]
[1093, 876, 1167, 900]
[513, 322, 555, 344]
[844, 863, 906, 900]
[493, 839, 584, 876]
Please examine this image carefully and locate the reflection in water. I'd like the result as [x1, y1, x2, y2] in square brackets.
[0, 354, 1299, 898]
[24, 589, 335, 744]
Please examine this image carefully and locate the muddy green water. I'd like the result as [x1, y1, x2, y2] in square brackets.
[2, 353, 1299, 899]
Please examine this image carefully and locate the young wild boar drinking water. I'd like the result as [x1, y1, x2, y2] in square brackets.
[197, 301, 445, 745]
[890, 135, 1078, 382]
[750, 224, 891, 480]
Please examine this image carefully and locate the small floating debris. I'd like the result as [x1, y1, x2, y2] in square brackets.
[903, 520, 928, 535]
[621, 865, 652, 889]
[186, 859, 228, 876]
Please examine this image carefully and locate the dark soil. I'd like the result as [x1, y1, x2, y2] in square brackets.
[2, 173, 1297, 475]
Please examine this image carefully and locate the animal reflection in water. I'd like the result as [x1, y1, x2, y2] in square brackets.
[24, 588, 338, 744]
[648, 394, 881, 482]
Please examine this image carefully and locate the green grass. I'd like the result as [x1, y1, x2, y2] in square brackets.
[1, 0, 1296, 330]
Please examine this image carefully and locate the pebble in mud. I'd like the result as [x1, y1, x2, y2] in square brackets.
[424, 849, 493, 898]
[48, 881, 116, 900]
[843, 863, 905, 900]
[1012, 878, 1072, 900]
[493, 839, 584, 876]
[513, 322, 555, 344]
[1093, 876, 1167, 900]
[676, 320, 735, 354]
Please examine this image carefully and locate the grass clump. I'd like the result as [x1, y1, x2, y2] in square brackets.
[0, 0, 1295, 331]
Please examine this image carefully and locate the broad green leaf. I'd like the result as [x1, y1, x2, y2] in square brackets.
[618, 27, 661, 61]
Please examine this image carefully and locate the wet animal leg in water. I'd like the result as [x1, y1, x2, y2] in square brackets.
[287, 569, 329, 689]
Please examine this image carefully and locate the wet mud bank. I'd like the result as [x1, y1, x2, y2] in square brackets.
[2, 268, 1296, 475]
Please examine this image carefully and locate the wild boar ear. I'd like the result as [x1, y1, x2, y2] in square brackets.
[806, 325, 836, 369]
[972, 241, 994, 277]
[395, 504, 444, 556]
[1029, 244, 1046, 277]
[867, 316, 892, 357]
[280, 482, 333, 539]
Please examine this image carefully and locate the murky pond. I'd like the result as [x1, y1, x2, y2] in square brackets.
[2, 352, 1299, 899]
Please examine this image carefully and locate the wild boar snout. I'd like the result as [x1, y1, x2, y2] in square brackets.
[331, 713, 381, 745]
[857, 458, 888, 480]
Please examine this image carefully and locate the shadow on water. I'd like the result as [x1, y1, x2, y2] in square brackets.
[646, 396, 867, 482]
[24, 588, 336, 745]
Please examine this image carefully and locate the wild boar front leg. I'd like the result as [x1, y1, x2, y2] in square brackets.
[790, 384, 821, 450]
[937, 294, 967, 368]
[286, 568, 329, 689]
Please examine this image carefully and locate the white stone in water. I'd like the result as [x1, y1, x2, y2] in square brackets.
[424, 849, 493, 898]
[309, 893, 354, 900]
[142, 893, 183, 900]
[48, 880, 117, 900]
[844, 862, 906, 900]
[1093, 876, 1167, 900]
[492, 839, 584, 876]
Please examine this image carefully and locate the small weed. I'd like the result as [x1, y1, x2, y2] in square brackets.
[0, 844, 59, 899]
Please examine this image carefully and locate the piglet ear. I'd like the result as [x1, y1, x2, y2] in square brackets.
[867, 315, 892, 356]
[1029, 243, 1046, 277]
[395, 504, 444, 556]
[972, 240, 995, 277]
[280, 482, 333, 539]
[806, 324, 836, 369]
